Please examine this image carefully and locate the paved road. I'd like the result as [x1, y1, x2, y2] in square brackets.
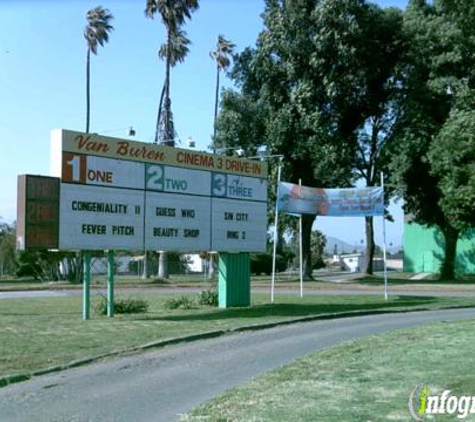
[3, 285, 475, 299]
[1, 308, 475, 422]
[0, 291, 69, 299]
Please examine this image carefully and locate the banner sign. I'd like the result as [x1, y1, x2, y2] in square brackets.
[277, 182, 384, 217]
[37, 129, 268, 252]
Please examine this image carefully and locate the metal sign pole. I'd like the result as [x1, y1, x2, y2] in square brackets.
[83, 251, 91, 320]
[299, 179, 303, 298]
[381, 172, 388, 300]
[271, 158, 283, 303]
[107, 250, 115, 317]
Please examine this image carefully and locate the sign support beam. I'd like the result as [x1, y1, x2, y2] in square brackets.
[219, 252, 250, 308]
[271, 157, 283, 303]
[299, 179, 303, 298]
[381, 172, 389, 300]
[107, 250, 115, 317]
[83, 251, 91, 320]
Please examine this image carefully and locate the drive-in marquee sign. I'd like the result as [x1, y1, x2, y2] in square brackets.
[17, 129, 268, 252]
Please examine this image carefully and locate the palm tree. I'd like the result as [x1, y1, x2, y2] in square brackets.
[84, 6, 114, 134]
[146, 0, 199, 145]
[207, 35, 234, 279]
[210, 35, 235, 143]
[145, 0, 199, 145]
[157, 28, 191, 145]
[145, 0, 199, 279]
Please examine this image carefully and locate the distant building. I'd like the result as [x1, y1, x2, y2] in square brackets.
[404, 217, 475, 274]
[184, 254, 205, 273]
[333, 253, 364, 272]
[332, 253, 398, 273]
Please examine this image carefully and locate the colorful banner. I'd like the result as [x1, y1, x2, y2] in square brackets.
[277, 182, 384, 217]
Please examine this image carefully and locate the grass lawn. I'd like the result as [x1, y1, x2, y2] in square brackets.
[1, 292, 475, 382]
[182, 318, 475, 421]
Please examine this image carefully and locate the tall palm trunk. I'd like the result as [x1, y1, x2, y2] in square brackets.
[154, 83, 166, 144]
[80, 47, 92, 284]
[213, 63, 220, 141]
[157, 31, 173, 280]
[86, 48, 91, 133]
[207, 63, 221, 279]
[164, 29, 173, 146]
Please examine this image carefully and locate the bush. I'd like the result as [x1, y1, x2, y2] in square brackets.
[164, 295, 195, 310]
[251, 253, 287, 275]
[197, 289, 218, 307]
[96, 297, 149, 315]
[313, 257, 326, 269]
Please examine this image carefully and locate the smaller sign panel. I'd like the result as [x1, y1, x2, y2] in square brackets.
[145, 164, 210, 196]
[211, 173, 267, 202]
[59, 184, 144, 250]
[62, 153, 145, 190]
[16, 175, 60, 250]
[145, 192, 211, 251]
[277, 182, 384, 217]
[211, 199, 267, 252]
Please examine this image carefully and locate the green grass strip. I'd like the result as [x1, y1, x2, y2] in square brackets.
[183, 318, 475, 421]
[1, 292, 475, 386]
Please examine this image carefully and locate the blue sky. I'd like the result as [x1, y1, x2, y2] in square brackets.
[0, 0, 407, 248]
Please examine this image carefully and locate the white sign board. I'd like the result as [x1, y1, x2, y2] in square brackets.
[211, 199, 268, 252]
[145, 193, 211, 251]
[59, 184, 144, 250]
[51, 129, 268, 252]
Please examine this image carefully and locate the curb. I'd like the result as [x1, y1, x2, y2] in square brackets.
[1, 305, 473, 389]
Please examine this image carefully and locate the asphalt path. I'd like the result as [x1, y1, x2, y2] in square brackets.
[2, 286, 475, 299]
[1, 308, 475, 421]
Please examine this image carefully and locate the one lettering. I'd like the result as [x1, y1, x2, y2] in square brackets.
[87, 169, 113, 184]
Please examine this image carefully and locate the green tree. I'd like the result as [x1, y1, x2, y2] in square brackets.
[389, 0, 475, 279]
[427, 107, 475, 277]
[0, 220, 16, 278]
[145, 0, 199, 146]
[353, 6, 405, 274]
[215, 0, 401, 279]
[84, 6, 114, 133]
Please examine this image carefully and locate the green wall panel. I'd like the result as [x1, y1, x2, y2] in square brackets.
[404, 223, 475, 274]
